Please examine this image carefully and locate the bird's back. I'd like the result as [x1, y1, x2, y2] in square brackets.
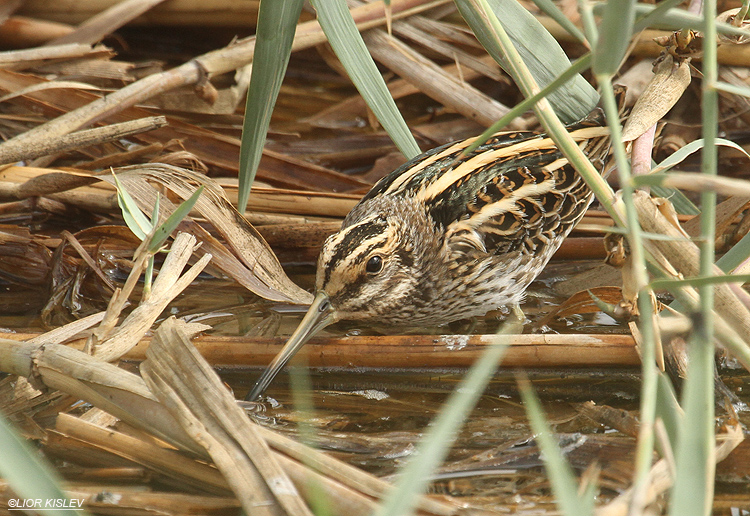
[358, 107, 611, 263]
[325, 106, 615, 323]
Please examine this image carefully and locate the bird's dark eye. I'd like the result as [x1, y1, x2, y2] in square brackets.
[366, 255, 383, 274]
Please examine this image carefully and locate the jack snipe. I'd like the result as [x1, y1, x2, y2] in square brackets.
[247, 105, 613, 401]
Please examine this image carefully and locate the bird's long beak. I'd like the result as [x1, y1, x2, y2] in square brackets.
[245, 292, 336, 401]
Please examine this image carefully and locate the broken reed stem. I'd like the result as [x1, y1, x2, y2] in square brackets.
[0, 333, 461, 516]
[92, 232, 211, 362]
[54, 413, 230, 495]
[86, 241, 150, 353]
[0, 0, 447, 164]
[142, 318, 314, 516]
[633, 191, 750, 367]
[0, 116, 168, 165]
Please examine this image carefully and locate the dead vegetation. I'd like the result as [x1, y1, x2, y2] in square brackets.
[0, 0, 750, 515]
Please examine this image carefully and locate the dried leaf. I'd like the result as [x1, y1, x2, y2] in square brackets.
[716, 8, 750, 44]
[621, 54, 691, 142]
[104, 164, 312, 305]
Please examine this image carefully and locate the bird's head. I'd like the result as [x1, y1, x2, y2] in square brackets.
[246, 196, 438, 400]
[315, 195, 439, 321]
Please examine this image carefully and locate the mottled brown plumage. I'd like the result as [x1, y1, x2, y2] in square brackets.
[247, 105, 613, 400]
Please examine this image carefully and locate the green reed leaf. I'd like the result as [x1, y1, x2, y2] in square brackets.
[312, 0, 420, 158]
[148, 186, 204, 254]
[462, 54, 592, 156]
[0, 411, 84, 516]
[456, 0, 599, 123]
[113, 171, 152, 240]
[592, 0, 635, 76]
[519, 375, 594, 516]
[239, 0, 306, 213]
[631, 3, 750, 37]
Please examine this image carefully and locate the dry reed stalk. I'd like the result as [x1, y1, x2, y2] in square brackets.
[25, 311, 105, 346]
[90, 232, 212, 362]
[65, 489, 241, 514]
[578, 401, 640, 438]
[3, 332, 640, 368]
[269, 453, 382, 515]
[304, 55, 501, 129]
[394, 14, 505, 82]
[244, 212, 337, 226]
[0, 16, 75, 47]
[0, 329, 462, 515]
[46, 0, 170, 46]
[185, 333, 639, 368]
[0, 68, 363, 191]
[0, 116, 167, 165]
[0, 0, 449, 164]
[360, 27, 512, 126]
[226, 186, 361, 218]
[143, 317, 463, 516]
[107, 164, 313, 303]
[633, 192, 750, 366]
[539, 17, 750, 66]
[255, 221, 344, 249]
[0, 337, 203, 453]
[681, 195, 750, 238]
[0, 42, 108, 67]
[551, 237, 606, 259]
[0, 165, 106, 202]
[596, 424, 743, 516]
[18, 0, 261, 27]
[254, 426, 460, 516]
[74, 142, 165, 170]
[54, 413, 231, 494]
[60, 230, 118, 290]
[0, 165, 362, 218]
[141, 318, 314, 516]
[256, 222, 604, 260]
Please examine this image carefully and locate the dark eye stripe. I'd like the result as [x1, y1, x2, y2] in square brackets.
[324, 220, 388, 283]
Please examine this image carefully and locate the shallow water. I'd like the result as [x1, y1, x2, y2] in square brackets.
[205, 261, 750, 513]
[8, 256, 750, 513]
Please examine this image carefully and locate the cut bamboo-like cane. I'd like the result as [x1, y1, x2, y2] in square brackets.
[3, 332, 639, 368]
